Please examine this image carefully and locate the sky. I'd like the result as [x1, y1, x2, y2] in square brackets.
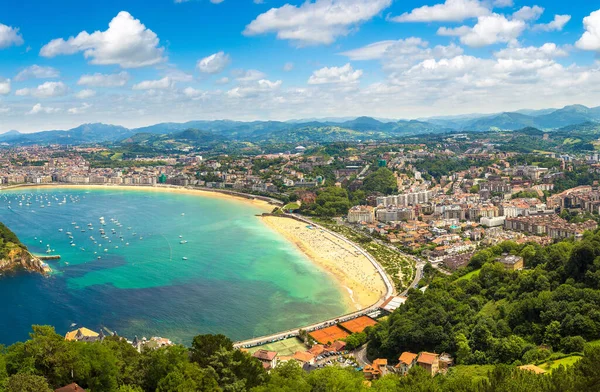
[1, 0, 600, 132]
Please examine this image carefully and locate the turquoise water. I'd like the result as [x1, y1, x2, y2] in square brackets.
[0, 187, 348, 345]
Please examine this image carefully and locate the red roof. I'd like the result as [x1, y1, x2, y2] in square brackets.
[55, 384, 87, 392]
[398, 352, 418, 366]
[252, 349, 277, 361]
[418, 352, 439, 365]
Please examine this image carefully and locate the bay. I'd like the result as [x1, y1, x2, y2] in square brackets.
[0, 187, 349, 345]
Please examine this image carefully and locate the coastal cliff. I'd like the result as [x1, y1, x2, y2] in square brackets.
[0, 247, 48, 274]
[0, 222, 48, 275]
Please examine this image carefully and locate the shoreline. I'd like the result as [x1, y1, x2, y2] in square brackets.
[0, 183, 393, 346]
[0, 183, 279, 212]
[261, 215, 387, 311]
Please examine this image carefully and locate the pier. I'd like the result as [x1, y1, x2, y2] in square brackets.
[37, 255, 61, 260]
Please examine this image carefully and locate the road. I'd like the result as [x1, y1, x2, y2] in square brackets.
[353, 344, 371, 367]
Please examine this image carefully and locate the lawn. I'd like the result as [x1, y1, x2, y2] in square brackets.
[456, 269, 481, 282]
[283, 203, 301, 211]
[449, 365, 494, 384]
[538, 355, 582, 372]
[246, 338, 308, 357]
[587, 339, 600, 347]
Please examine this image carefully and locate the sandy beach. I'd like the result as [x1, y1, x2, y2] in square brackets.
[261, 215, 387, 311]
[1, 184, 276, 211]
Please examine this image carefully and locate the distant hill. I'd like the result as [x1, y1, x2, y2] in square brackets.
[461, 105, 600, 131]
[1, 123, 133, 145]
[3, 104, 600, 146]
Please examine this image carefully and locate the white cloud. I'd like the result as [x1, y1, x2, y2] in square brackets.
[164, 69, 194, 82]
[533, 15, 571, 32]
[183, 87, 204, 98]
[341, 38, 463, 71]
[215, 77, 230, 84]
[341, 40, 400, 60]
[438, 13, 526, 47]
[75, 89, 97, 99]
[512, 6, 544, 22]
[493, 0, 513, 6]
[494, 43, 568, 60]
[235, 69, 267, 82]
[227, 79, 282, 98]
[197, 51, 230, 74]
[390, 0, 490, 23]
[283, 62, 294, 71]
[68, 103, 92, 114]
[576, 10, 600, 51]
[15, 65, 60, 82]
[132, 77, 174, 90]
[40, 11, 166, 68]
[28, 103, 61, 115]
[308, 63, 363, 84]
[244, 0, 392, 46]
[16, 81, 68, 98]
[0, 24, 24, 49]
[77, 72, 130, 87]
[0, 79, 10, 95]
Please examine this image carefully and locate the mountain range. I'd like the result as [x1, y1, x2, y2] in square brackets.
[2, 104, 600, 146]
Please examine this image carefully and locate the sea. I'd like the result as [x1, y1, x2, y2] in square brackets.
[0, 187, 349, 345]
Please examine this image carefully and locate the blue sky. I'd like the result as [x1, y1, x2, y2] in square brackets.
[1, 0, 600, 132]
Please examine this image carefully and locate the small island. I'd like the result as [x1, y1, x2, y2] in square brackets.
[0, 221, 49, 275]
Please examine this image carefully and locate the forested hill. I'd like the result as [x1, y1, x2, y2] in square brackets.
[0, 221, 34, 272]
[367, 231, 600, 368]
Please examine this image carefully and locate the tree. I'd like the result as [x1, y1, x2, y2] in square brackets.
[455, 333, 472, 365]
[138, 345, 190, 392]
[251, 361, 310, 392]
[190, 334, 234, 368]
[6, 374, 52, 392]
[312, 187, 351, 217]
[363, 168, 398, 195]
[306, 366, 368, 392]
[344, 332, 367, 350]
[156, 363, 219, 392]
[543, 321, 562, 349]
[566, 242, 596, 281]
[561, 336, 586, 354]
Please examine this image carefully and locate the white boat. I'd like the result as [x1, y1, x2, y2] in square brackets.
[182, 257, 188, 260]
[180, 240, 187, 244]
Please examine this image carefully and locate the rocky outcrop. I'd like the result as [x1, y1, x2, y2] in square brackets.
[0, 247, 48, 275]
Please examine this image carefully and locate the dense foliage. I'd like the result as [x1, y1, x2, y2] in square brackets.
[0, 328, 265, 392]
[2, 328, 599, 392]
[255, 351, 600, 392]
[414, 159, 494, 179]
[301, 187, 351, 217]
[0, 222, 24, 259]
[362, 168, 398, 195]
[368, 234, 600, 366]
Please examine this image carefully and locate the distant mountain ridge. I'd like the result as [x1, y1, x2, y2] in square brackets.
[3, 104, 600, 146]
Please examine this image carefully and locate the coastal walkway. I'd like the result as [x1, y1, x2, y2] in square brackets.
[233, 214, 395, 349]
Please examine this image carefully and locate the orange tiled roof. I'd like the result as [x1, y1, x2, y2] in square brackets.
[418, 352, 439, 365]
[398, 352, 418, 366]
[293, 351, 315, 363]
